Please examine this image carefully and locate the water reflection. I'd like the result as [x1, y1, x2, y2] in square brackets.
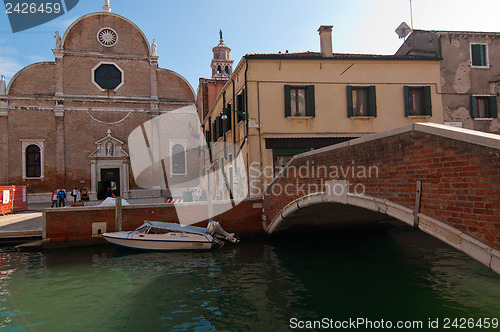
[0, 226, 499, 331]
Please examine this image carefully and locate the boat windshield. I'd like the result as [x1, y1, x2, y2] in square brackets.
[135, 224, 174, 235]
[135, 225, 150, 234]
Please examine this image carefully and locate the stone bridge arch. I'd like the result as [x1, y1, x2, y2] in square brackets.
[263, 124, 500, 274]
[267, 190, 498, 272]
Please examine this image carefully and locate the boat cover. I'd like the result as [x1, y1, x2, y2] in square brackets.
[143, 220, 208, 236]
[99, 197, 130, 207]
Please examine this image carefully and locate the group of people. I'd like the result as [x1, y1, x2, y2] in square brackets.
[51, 187, 90, 207]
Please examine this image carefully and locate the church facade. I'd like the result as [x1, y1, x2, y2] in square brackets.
[0, 9, 195, 200]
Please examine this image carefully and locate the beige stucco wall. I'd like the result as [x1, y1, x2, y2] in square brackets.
[247, 59, 443, 135]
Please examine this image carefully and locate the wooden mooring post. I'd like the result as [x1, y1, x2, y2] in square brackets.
[115, 196, 122, 232]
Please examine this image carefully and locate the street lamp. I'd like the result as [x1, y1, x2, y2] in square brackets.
[221, 107, 248, 120]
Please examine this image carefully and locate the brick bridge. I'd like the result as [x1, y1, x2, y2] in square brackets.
[262, 123, 500, 274]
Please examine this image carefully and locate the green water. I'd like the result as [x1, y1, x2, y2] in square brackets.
[0, 227, 499, 331]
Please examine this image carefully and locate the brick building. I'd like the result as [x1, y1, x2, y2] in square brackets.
[0, 7, 195, 200]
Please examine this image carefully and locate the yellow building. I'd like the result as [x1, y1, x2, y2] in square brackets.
[201, 26, 444, 198]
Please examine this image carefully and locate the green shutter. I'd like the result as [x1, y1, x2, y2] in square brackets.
[306, 85, 315, 117]
[236, 94, 243, 123]
[470, 96, 478, 118]
[471, 44, 481, 66]
[404, 86, 410, 117]
[423, 86, 432, 116]
[212, 122, 217, 141]
[471, 44, 487, 66]
[346, 86, 353, 117]
[284, 85, 291, 117]
[217, 116, 223, 139]
[368, 86, 377, 117]
[227, 106, 232, 132]
[242, 89, 246, 113]
[488, 96, 498, 118]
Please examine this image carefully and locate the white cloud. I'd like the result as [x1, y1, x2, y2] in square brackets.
[50, 15, 79, 33]
[0, 56, 24, 82]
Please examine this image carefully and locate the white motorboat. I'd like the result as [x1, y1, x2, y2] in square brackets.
[102, 220, 239, 251]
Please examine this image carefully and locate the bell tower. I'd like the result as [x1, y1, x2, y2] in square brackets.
[211, 30, 233, 79]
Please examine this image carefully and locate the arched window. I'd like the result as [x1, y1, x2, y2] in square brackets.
[172, 144, 186, 174]
[224, 66, 229, 74]
[217, 65, 222, 74]
[26, 145, 41, 178]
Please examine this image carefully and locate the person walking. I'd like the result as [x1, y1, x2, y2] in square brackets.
[71, 187, 78, 202]
[51, 190, 58, 208]
[57, 188, 66, 207]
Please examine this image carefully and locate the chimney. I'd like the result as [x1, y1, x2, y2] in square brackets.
[318, 25, 333, 57]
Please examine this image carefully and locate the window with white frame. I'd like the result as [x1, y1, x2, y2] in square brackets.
[92, 62, 124, 92]
[471, 43, 488, 67]
[171, 143, 186, 175]
[21, 140, 45, 179]
[470, 96, 498, 119]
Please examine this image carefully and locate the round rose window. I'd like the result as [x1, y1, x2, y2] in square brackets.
[97, 28, 118, 47]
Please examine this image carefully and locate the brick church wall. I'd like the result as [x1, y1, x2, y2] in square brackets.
[1, 12, 196, 195]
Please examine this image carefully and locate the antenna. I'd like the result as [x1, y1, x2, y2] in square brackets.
[409, 0, 414, 29]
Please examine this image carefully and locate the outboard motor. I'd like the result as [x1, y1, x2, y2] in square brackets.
[206, 221, 240, 243]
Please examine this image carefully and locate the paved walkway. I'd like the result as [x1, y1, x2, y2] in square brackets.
[0, 202, 51, 238]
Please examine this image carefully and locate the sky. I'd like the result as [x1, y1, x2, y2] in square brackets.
[0, 0, 499, 91]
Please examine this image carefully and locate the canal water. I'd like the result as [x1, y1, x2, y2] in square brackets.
[0, 226, 499, 331]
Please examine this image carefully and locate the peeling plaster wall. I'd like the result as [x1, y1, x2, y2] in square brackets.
[439, 33, 500, 134]
[397, 30, 500, 134]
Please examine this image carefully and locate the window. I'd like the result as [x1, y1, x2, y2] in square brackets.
[171, 144, 186, 174]
[273, 149, 310, 176]
[236, 91, 246, 123]
[347, 86, 377, 117]
[92, 62, 124, 91]
[26, 145, 41, 178]
[223, 103, 232, 135]
[217, 116, 223, 139]
[471, 96, 498, 119]
[212, 121, 217, 142]
[94, 64, 122, 90]
[404, 86, 432, 116]
[471, 44, 488, 67]
[284, 85, 315, 117]
[21, 140, 44, 179]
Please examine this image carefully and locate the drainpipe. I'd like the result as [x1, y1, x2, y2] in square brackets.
[232, 79, 236, 160]
[244, 56, 250, 195]
[256, 81, 264, 198]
